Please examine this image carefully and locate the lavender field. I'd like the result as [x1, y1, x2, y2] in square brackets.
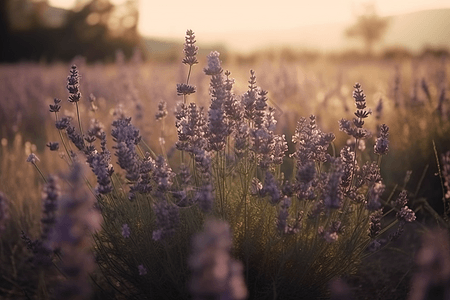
[1, 30, 450, 300]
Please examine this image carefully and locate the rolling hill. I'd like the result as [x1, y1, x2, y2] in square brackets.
[144, 9, 450, 54]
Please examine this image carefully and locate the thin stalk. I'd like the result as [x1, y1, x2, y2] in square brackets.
[186, 65, 193, 85]
[160, 118, 167, 158]
[377, 154, 382, 168]
[54, 112, 73, 164]
[221, 150, 226, 215]
[348, 137, 359, 192]
[58, 130, 72, 163]
[413, 164, 429, 200]
[182, 64, 194, 105]
[75, 102, 84, 136]
[32, 162, 47, 183]
[330, 141, 336, 158]
[139, 140, 157, 160]
[433, 140, 448, 219]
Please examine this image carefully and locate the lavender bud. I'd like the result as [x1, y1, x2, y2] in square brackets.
[394, 190, 408, 209]
[396, 206, 416, 222]
[49, 98, 62, 113]
[324, 162, 344, 210]
[67, 65, 81, 103]
[26, 153, 40, 163]
[374, 124, 389, 155]
[122, 224, 131, 238]
[368, 209, 383, 238]
[46, 142, 59, 151]
[367, 182, 385, 211]
[441, 151, 450, 201]
[203, 51, 223, 75]
[155, 101, 168, 120]
[152, 200, 180, 241]
[138, 264, 147, 276]
[262, 172, 282, 205]
[55, 116, 72, 130]
[182, 29, 198, 66]
[250, 178, 264, 197]
[177, 83, 197, 96]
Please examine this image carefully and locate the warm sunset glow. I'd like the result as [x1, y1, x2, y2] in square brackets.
[48, 0, 450, 52]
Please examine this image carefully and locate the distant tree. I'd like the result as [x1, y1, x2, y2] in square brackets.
[1, 0, 145, 62]
[345, 4, 389, 56]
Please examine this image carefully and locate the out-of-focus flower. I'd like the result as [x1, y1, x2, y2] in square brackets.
[0, 192, 9, 236]
[122, 224, 131, 238]
[138, 264, 147, 276]
[189, 218, 247, 300]
[408, 229, 450, 300]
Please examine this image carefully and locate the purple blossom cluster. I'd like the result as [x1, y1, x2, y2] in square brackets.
[368, 209, 383, 238]
[18, 31, 427, 300]
[442, 151, 450, 203]
[67, 65, 81, 103]
[339, 83, 372, 140]
[318, 221, 344, 243]
[260, 171, 282, 205]
[86, 130, 114, 195]
[323, 159, 345, 209]
[204, 52, 228, 152]
[175, 102, 208, 153]
[374, 124, 389, 155]
[393, 190, 416, 223]
[152, 200, 180, 241]
[291, 115, 335, 166]
[182, 29, 198, 67]
[238, 71, 288, 168]
[276, 196, 303, 235]
[111, 114, 153, 200]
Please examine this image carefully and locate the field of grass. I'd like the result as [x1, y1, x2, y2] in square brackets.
[1, 31, 450, 300]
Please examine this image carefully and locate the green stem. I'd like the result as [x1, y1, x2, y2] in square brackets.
[186, 65, 192, 85]
[75, 102, 83, 136]
[54, 112, 73, 164]
[433, 140, 448, 219]
[32, 162, 47, 183]
[139, 140, 157, 159]
[348, 137, 359, 193]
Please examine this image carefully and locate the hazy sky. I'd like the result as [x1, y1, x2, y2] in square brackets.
[49, 0, 450, 41]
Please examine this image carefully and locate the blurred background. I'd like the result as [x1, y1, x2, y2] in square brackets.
[1, 0, 450, 62]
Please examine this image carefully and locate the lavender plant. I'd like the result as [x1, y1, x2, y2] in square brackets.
[5, 31, 446, 300]
[89, 42, 419, 299]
